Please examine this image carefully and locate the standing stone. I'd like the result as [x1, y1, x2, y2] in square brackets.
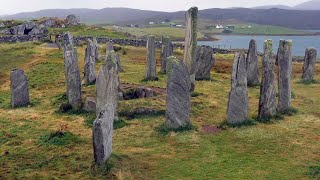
[93, 37, 99, 62]
[145, 35, 157, 80]
[63, 32, 82, 109]
[302, 48, 317, 81]
[160, 36, 173, 73]
[258, 40, 277, 119]
[246, 39, 260, 86]
[106, 42, 114, 52]
[84, 39, 97, 85]
[195, 46, 214, 80]
[183, 7, 198, 91]
[227, 52, 248, 124]
[93, 105, 114, 165]
[166, 56, 191, 129]
[11, 69, 29, 108]
[96, 52, 119, 120]
[277, 40, 293, 113]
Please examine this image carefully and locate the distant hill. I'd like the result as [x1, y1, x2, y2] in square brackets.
[252, 5, 292, 9]
[3, 7, 320, 29]
[294, 0, 320, 10]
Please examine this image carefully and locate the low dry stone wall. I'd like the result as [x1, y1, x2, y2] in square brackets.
[0, 35, 49, 43]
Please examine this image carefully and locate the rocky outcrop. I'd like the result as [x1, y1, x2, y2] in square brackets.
[227, 52, 248, 125]
[1, 21, 47, 35]
[65, 14, 80, 27]
[11, 69, 29, 108]
[258, 40, 277, 120]
[166, 56, 191, 129]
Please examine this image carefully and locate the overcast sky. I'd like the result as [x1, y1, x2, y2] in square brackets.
[0, 0, 310, 15]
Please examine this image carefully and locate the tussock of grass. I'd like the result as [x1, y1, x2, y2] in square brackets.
[85, 116, 129, 130]
[308, 162, 320, 179]
[191, 92, 203, 97]
[278, 107, 299, 116]
[219, 119, 257, 128]
[298, 79, 319, 85]
[39, 131, 82, 146]
[155, 123, 196, 135]
[119, 108, 165, 120]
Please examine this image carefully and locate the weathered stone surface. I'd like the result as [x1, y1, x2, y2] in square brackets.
[258, 40, 277, 119]
[227, 52, 248, 124]
[166, 56, 191, 129]
[83, 97, 96, 112]
[106, 42, 114, 52]
[195, 45, 214, 80]
[183, 7, 198, 91]
[84, 39, 97, 85]
[246, 39, 260, 86]
[65, 14, 80, 27]
[96, 52, 119, 119]
[0, 22, 5, 28]
[160, 36, 173, 73]
[302, 47, 317, 81]
[277, 40, 293, 112]
[93, 105, 114, 165]
[11, 69, 29, 108]
[63, 32, 82, 109]
[93, 37, 99, 62]
[145, 35, 157, 80]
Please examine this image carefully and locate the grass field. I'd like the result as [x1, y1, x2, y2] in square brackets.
[0, 42, 319, 179]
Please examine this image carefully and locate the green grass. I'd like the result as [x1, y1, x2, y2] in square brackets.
[0, 42, 319, 179]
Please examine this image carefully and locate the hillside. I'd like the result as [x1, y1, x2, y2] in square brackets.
[3, 7, 320, 29]
[294, 0, 320, 10]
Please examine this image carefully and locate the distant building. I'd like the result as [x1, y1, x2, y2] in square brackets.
[226, 25, 235, 29]
[215, 25, 224, 29]
[149, 22, 155, 25]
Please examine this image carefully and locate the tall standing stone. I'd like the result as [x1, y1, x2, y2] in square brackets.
[258, 40, 277, 119]
[96, 52, 119, 119]
[93, 52, 119, 164]
[183, 7, 198, 92]
[11, 69, 29, 108]
[227, 52, 248, 124]
[246, 39, 260, 86]
[106, 42, 114, 53]
[84, 39, 97, 85]
[277, 40, 293, 113]
[195, 46, 214, 80]
[145, 35, 157, 80]
[302, 48, 317, 81]
[93, 37, 99, 62]
[166, 56, 191, 129]
[93, 104, 114, 165]
[160, 36, 173, 73]
[63, 32, 82, 109]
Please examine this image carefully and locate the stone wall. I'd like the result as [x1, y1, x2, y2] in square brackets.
[0, 35, 49, 43]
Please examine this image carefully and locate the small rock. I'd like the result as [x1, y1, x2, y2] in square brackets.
[83, 97, 96, 112]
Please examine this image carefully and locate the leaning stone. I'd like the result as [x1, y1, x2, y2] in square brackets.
[11, 69, 29, 108]
[63, 32, 82, 109]
[166, 56, 191, 129]
[145, 35, 157, 80]
[246, 39, 260, 86]
[183, 7, 198, 91]
[93, 105, 114, 165]
[277, 40, 293, 113]
[160, 36, 173, 73]
[302, 48, 317, 81]
[227, 52, 248, 124]
[195, 46, 214, 80]
[84, 39, 97, 85]
[96, 52, 119, 120]
[258, 40, 277, 119]
[83, 97, 96, 112]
